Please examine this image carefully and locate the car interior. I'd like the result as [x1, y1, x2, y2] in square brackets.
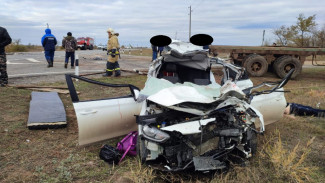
[157, 62, 211, 85]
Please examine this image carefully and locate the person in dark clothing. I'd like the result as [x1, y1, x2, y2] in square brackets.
[62, 32, 77, 69]
[284, 103, 325, 118]
[41, 28, 57, 67]
[158, 46, 164, 56]
[152, 44, 158, 61]
[0, 26, 12, 87]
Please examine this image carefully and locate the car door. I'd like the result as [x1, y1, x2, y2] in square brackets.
[66, 74, 142, 146]
[250, 88, 287, 126]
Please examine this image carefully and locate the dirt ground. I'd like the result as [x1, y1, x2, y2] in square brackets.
[1, 56, 325, 182]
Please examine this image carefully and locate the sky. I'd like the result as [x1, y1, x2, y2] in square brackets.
[1, 0, 325, 47]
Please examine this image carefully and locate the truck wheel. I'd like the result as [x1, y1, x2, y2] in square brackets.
[273, 56, 301, 79]
[244, 54, 268, 77]
[89, 45, 93, 50]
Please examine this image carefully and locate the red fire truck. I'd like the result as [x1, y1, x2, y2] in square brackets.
[77, 37, 94, 50]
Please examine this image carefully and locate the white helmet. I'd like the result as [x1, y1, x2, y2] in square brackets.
[107, 28, 114, 34]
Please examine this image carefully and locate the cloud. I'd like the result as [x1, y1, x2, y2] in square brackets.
[1, 0, 324, 46]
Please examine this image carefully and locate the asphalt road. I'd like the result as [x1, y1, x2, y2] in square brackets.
[6, 50, 323, 85]
[7, 50, 152, 85]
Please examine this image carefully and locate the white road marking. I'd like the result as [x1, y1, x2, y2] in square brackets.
[7, 60, 33, 65]
[8, 70, 103, 77]
[26, 58, 41, 63]
[7, 58, 41, 64]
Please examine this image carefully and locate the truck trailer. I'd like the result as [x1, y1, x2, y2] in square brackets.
[209, 45, 325, 78]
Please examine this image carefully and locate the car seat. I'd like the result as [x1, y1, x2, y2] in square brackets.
[162, 63, 180, 84]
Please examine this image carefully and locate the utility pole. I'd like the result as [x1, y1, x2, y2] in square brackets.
[47, 23, 49, 28]
[175, 31, 178, 40]
[262, 30, 265, 46]
[189, 6, 192, 41]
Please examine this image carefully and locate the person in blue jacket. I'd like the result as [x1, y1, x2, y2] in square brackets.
[158, 46, 164, 56]
[41, 28, 57, 67]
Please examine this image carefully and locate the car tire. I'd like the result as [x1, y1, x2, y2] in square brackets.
[244, 54, 268, 77]
[273, 56, 301, 79]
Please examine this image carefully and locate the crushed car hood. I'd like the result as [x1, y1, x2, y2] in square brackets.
[139, 77, 221, 106]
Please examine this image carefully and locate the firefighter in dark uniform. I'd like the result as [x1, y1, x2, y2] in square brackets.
[0, 26, 12, 87]
[104, 28, 121, 77]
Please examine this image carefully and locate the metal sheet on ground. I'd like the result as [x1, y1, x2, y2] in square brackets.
[27, 92, 67, 129]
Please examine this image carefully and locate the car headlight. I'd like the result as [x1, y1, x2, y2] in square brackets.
[142, 125, 170, 142]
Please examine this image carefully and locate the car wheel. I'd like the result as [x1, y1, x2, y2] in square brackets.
[244, 54, 268, 77]
[273, 56, 301, 79]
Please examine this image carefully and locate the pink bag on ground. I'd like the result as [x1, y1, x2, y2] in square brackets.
[116, 131, 138, 164]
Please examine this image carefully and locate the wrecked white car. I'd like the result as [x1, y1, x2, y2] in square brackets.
[66, 41, 292, 171]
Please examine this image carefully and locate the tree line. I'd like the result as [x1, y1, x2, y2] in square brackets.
[273, 13, 325, 47]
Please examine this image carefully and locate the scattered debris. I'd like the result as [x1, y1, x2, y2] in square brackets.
[10, 85, 68, 89]
[120, 68, 147, 75]
[27, 92, 67, 129]
[9, 85, 78, 94]
[132, 69, 147, 75]
[99, 144, 121, 164]
[25, 88, 71, 94]
[79, 72, 105, 77]
[93, 56, 103, 60]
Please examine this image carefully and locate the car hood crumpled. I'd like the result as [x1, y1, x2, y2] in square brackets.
[138, 77, 221, 106]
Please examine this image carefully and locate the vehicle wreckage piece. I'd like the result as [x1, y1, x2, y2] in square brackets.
[65, 74, 142, 145]
[65, 40, 293, 172]
[135, 41, 294, 172]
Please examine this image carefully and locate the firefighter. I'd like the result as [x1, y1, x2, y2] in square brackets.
[103, 28, 121, 77]
[0, 26, 12, 87]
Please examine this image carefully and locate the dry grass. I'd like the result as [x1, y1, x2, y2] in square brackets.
[211, 127, 321, 183]
[121, 48, 152, 57]
[127, 159, 156, 183]
[261, 130, 316, 183]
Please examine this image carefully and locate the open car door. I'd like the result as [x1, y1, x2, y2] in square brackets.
[66, 74, 142, 146]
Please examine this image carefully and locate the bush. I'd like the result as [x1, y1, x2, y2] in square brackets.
[6, 44, 28, 52]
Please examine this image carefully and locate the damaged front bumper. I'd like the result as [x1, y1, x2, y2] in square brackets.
[136, 108, 258, 171]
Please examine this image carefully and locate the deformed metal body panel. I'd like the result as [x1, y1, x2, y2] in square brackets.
[250, 88, 286, 126]
[161, 118, 216, 135]
[74, 98, 142, 146]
